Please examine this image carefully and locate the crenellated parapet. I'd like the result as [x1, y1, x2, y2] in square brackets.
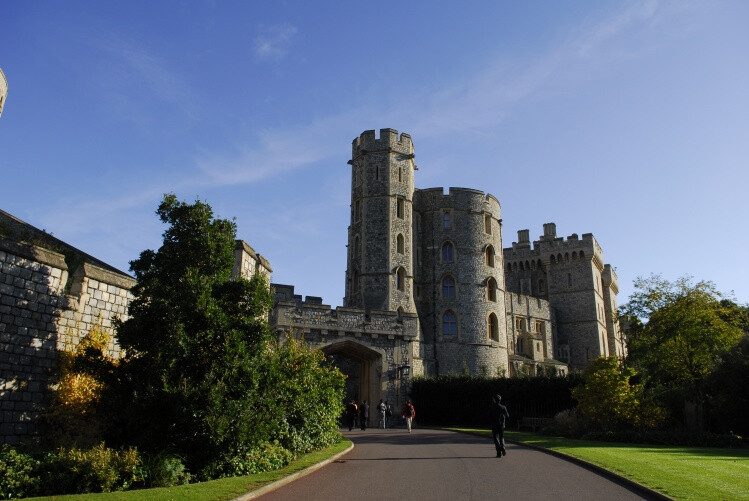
[352, 128, 414, 159]
[271, 284, 418, 340]
[504, 223, 604, 271]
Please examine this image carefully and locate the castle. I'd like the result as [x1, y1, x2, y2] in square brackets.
[270, 128, 625, 407]
[0, 128, 624, 441]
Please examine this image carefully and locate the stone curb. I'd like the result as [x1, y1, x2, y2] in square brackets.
[506, 439, 673, 501]
[231, 442, 355, 500]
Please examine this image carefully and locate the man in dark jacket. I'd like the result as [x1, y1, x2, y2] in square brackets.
[489, 394, 509, 457]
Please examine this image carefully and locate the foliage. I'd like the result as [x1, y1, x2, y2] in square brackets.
[112, 195, 344, 477]
[138, 453, 191, 488]
[205, 441, 293, 478]
[40, 443, 141, 494]
[411, 373, 581, 427]
[571, 357, 664, 431]
[705, 333, 749, 436]
[544, 408, 588, 438]
[621, 275, 745, 390]
[256, 335, 345, 455]
[0, 445, 40, 499]
[38, 324, 120, 448]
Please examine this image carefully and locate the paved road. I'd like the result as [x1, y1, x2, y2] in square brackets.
[256, 428, 656, 500]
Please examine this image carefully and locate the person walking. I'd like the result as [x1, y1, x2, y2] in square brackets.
[377, 399, 387, 429]
[359, 400, 370, 430]
[402, 400, 415, 433]
[346, 400, 358, 431]
[489, 394, 509, 457]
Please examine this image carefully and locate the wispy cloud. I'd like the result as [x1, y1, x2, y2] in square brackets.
[98, 36, 196, 123]
[254, 24, 298, 61]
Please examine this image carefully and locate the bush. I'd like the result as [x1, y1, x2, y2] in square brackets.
[0, 445, 41, 499]
[543, 408, 589, 438]
[40, 443, 141, 494]
[203, 441, 293, 478]
[580, 430, 748, 448]
[139, 453, 191, 487]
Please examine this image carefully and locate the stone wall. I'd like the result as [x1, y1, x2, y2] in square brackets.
[0, 237, 134, 444]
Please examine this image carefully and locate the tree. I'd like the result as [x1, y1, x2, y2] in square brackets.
[113, 195, 275, 471]
[621, 275, 745, 390]
[705, 333, 749, 436]
[571, 357, 663, 431]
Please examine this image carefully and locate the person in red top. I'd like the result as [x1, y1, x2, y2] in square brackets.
[402, 400, 415, 433]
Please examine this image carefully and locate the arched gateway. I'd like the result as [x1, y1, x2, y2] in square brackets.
[270, 285, 420, 427]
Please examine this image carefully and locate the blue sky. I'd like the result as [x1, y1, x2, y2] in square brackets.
[1, 0, 748, 307]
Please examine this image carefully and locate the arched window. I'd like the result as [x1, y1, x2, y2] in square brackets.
[353, 269, 360, 291]
[564, 253, 570, 263]
[442, 276, 456, 298]
[538, 278, 546, 294]
[550, 255, 556, 265]
[443, 211, 452, 229]
[487, 277, 498, 302]
[520, 261, 524, 271]
[441, 242, 454, 262]
[485, 245, 495, 267]
[396, 267, 406, 291]
[484, 214, 492, 234]
[443, 310, 457, 335]
[488, 313, 499, 341]
[579, 250, 585, 259]
[354, 236, 361, 258]
[354, 200, 361, 221]
[397, 198, 405, 219]
[506, 263, 512, 273]
[397, 234, 404, 254]
[572, 251, 578, 260]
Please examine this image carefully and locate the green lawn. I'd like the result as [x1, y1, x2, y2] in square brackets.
[25, 439, 352, 501]
[448, 428, 749, 501]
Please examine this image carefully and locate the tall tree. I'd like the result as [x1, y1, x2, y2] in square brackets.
[114, 195, 275, 470]
[621, 275, 745, 390]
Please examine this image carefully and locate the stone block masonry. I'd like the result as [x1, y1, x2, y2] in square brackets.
[0, 237, 134, 444]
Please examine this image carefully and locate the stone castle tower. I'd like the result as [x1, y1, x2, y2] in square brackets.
[503, 223, 625, 370]
[412, 188, 508, 376]
[344, 129, 417, 315]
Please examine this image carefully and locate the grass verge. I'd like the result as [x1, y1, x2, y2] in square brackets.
[26, 439, 352, 501]
[447, 428, 749, 501]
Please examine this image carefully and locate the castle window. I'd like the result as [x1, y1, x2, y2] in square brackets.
[354, 236, 361, 258]
[441, 242, 454, 263]
[487, 277, 498, 302]
[536, 320, 545, 335]
[396, 267, 406, 291]
[538, 279, 546, 294]
[550, 255, 556, 265]
[415, 285, 422, 299]
[485, 245, 495, 267]
[579, 251, 585, 259]
[515, 317, 525, 331]
[442, 311, 457, 336]
[507, 263, 512, 273]
[442, 276, 456, 298]
[568, 273, 572, 287]
[488, 313, 499, 341]
[397, 198, 405, 219]
[416, 248, 422, 266]
[397, 234, 405, 254]
[399, 167, 402, 182]
[443, 211, 452, 229]
[354, 200, 361, 221]
[484, 214, 492, 234]
[353, 269, 360, 291]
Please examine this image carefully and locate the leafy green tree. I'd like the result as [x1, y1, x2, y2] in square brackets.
[572, 357, 663, 431]
[114, 195, 276, 471]
[621, 275, 745, 390]
[705, 333, 749, 436]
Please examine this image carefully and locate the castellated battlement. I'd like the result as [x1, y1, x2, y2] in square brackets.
[271, 284, 418, 340]
[352, 128, 414, 158]
[414, 187, 501, 215]
[505, 223, 603, 268]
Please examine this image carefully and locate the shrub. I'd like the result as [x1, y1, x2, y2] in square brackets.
[40, 443, 141, 495]
[203, 441, 293, 478]
[0, 445, 41, 499]
[544, 408, 588, 438]
[139, 453, 191, 487]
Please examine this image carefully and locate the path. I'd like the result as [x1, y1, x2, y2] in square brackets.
[254, 428, 658, 500]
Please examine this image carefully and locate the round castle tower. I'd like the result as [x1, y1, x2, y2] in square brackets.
[412, 187, 508, 376]
[344, 129, 417, 314]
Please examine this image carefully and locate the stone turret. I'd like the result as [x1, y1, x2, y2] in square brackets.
[345, 129, 416, 314]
